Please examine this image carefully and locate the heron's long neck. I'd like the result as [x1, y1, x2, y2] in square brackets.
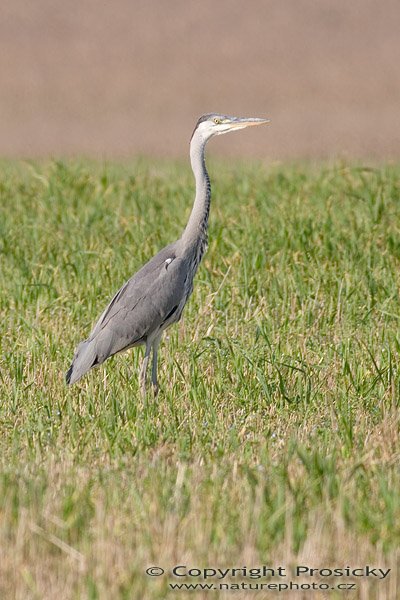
[181, 131, 211, 251]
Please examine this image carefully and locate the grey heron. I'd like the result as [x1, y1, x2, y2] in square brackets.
[66, 113, 270, 394]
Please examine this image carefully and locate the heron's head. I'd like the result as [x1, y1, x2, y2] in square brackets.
[192, 113, 270, 142]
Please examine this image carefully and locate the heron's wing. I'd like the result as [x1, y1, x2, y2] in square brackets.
[86, 243, 187, 361]
[89, 242, 177, 338]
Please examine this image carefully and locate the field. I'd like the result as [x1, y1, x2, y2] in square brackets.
[1, 160, 399, 599]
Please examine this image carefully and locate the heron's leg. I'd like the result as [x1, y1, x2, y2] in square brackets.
[139, 339, 152, 396]
[151, 334, 162, 396]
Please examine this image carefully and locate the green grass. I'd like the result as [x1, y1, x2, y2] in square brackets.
[0, 159, 399, 599]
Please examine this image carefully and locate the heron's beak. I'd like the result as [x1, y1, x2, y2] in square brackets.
[229, 117, 270, 129]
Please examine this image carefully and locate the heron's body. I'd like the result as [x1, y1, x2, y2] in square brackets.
[66, 113, 269, 393]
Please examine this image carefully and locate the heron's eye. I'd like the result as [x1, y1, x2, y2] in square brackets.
[213, 117, 221, 124]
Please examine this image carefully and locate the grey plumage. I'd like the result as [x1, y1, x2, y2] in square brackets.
[66, 113, 270, 393]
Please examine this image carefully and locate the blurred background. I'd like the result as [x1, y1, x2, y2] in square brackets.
[1, 0, 399, 160]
